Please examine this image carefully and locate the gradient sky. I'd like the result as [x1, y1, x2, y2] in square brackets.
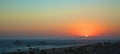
[0, 0, 120, 39]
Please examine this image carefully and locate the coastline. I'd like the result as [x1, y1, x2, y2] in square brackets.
[1, 41, 120, 54]
[0, 44, 89, 54]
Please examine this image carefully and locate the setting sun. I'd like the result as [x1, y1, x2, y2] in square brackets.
[68, 22, 107, 37]
[85, 35, 88, 37]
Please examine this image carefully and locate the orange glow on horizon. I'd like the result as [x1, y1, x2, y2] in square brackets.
[85, 35, 88, 37]
[67, 22, 107, 37]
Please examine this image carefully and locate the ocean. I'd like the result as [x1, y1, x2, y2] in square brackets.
[0, 40, 89, 53]
[0, 39, 117, 53]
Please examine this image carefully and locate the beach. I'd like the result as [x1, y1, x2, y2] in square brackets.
[1, 41, 120, 54]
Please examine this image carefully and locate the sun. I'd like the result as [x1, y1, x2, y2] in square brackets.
[68, 22, 106, 37]
[85, 35, 88, 37]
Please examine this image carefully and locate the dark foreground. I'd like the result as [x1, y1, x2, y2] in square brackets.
[1, 41, 120, 54]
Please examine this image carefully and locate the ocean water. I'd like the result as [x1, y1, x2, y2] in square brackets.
[0, 39, 116, 53]
[0, 40, 89, 53]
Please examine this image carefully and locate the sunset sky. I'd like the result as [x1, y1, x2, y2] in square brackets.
[0, 0, 120, 39]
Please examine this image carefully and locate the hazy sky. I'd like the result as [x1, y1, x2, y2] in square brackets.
[0, 0, 120, 39]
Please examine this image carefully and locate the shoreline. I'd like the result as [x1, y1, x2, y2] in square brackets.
[0, 44, 90, 54]
[1, 41, 120, 54]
